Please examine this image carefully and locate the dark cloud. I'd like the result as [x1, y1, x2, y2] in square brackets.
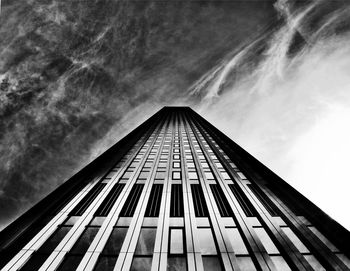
[0, 0, 276, 229]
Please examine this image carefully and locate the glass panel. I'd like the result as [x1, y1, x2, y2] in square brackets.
[130, 257, 152, 271]
[308, 226, 339, 252]
[237, 172, 247, 179]
[170, 229, 184, 254]
[304, 255, 326, 271]
[63, 216, 80, 226]
[135, 228, 157, 255]
[94, 256, 118, 271]
[236, 256, 257, 271]
[187, 162, 195, 168]
[270, 256, 291, 271]
[202, 256, 222, 271]
[172, 172, 181, 180]
[102, 228, 128, 255]
[188, 172, 198, 180]
[20, 253, 48, 271]
[90, 217, 106, 226]
[226, 228, 248, 255]
[197, 228, 217, 255]
[254, 227, 279, 254]
[281, 227, 309, 253]
[40, 226, 72, 253]
[70, 227, 99, 254]
[336, 254, 350, 268]
[57, 255, 83, 271]
[204, 172, 214, 180]
[167, 257, 187, 271]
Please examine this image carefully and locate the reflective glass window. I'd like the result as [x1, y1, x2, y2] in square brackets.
[226, 228, 248, 255]
[130, 257, 152, 271]
[270, 256, 292, 271]
[135, 228, 157, 255]
[170, 228, 184, 254]
[167, 257, 187, 271]
[236, 256, 257, 271]
[94, 256, 118, 271]
[70, 227, 99, 254]
[197, 228, 217, 255]
[308, 226, 339, 252]
[57, 255, 83, 271]
[254, 227, 279, 254]
[102, 227, 128, 255]
[188, 172, 198, 180]
[281, 227, 309, 253]
[172, 172, 181, 180]
[202, 256, 222, 271]
[304, 255, 325, 271]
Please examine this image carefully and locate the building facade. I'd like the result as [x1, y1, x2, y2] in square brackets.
[0, 107, 349, 271]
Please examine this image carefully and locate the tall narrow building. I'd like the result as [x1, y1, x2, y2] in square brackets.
[0, 107, 349, 271]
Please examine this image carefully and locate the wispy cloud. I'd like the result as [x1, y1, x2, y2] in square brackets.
[192, 0, 350, 229]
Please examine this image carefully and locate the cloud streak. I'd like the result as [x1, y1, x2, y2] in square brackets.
[192, 0, 350, 229]
[0, 0, 275, 229]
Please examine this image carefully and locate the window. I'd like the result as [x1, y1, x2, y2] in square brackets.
[57, 255, 83, 271]
[20, 226, 72, 271]
[202, 256, 222, 271]
[191, 185, 209, 217]
[170, 184, 184, 217]
[100, 227, 128, 255]
[221, 172, 230, 180]
[197, 228, 217, 255]
[169, 228, 185, 254]
[130, 257, 152, 271]
[226, 228, 248, 255]
[135, 228, 157, 255]
[121, 170, 134, 180]
[94, 255, 118, 271]
[248, 184, 279, 217]
[63, 216, 80, 226]
[70, 183, 106, 216]
[172, 171, 181, 180]
[236, 256, 257, 271]
[145, 184, 163, 217]
[138, 170, 150, 180]
[303, 255, 325, 271]
[270, 256, 292, 271]
[210, 185, 232, 217]
[187, 162, 195, 168]
[204, 171, 215, 180]
[308, 226, 339, 252]
[70, 227, 99, 254]
[281, 227, 309, 253]
[155, 171, 166, 180]
[167, 257, 187, 271]
[58, 224, 100, 271]
[236, 172, 247, 179]
[188, 172, 198, 180]
[95, 184, 125, 217]
[228, 184, 256, 217]
[254, 227, 279, 254]
[120, 184, 144, 217]
[173, 162, 180, 168]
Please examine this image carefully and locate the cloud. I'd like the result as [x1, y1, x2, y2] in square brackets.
[193, 0, 350, 229]
[0, 0, 275, 229]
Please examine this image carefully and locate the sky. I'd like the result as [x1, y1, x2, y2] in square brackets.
[1, 0, 350, 232]
[192, 0, 350, 230]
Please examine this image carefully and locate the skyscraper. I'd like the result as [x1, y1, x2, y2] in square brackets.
[0, 107, 349, 271]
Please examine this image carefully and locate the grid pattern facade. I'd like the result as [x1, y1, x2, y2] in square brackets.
[1, 107, 350, 271]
